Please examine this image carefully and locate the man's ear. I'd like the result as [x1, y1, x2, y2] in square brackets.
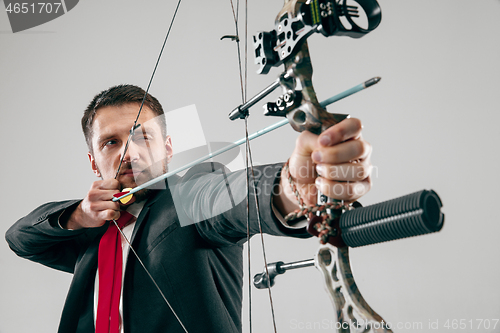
[88, 152, 101, 178]
[165, 135, 173, 163]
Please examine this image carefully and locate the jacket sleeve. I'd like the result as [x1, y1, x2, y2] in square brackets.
[171, 162, 310, 247]
[5, 200, 105, 273]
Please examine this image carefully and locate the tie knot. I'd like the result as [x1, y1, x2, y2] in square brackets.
[115, 211, 134, 229]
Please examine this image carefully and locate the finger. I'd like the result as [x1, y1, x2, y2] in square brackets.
[315, 177, 372, 202]
[316, 161, 372, 182]
[292, 130, 320, 159]
[87, 199, 120, 216]
[99, 209, 121, 222]
[312, 139, 371, 164]
[318, 118, 363, 147]
[88, 188, 122, 203]
[288, 131, 318, 182]
[95, 202, 121, 221]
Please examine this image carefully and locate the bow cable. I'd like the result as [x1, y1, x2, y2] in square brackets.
[228, 0, 278, 332]
[227, 1, 254, 330]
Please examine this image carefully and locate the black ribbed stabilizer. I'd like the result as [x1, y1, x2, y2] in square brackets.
[340, 189, 444, 247]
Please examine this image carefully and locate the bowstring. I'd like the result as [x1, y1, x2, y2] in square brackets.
[112, 220, 188, 333]
[228, 0, 246, 103]
[228, 0, 278, 332]
[245, 122, 279, 333]
[109, 1, 188, 332]
[114, 0, 183, 179]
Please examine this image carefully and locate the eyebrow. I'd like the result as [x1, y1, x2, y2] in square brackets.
[137, 125, 160, 136]
[94, 123, 161, 147]
[95, 134, 117, 146]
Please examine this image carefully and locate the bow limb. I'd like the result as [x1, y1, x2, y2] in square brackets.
[316, 244, 393, 333]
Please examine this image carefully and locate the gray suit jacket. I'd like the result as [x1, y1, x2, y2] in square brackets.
[6, 163, 309, 333]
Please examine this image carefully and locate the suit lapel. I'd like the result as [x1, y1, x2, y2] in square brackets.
[58, 230, 104, 333]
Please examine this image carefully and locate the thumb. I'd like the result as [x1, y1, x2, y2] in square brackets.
[288, 131, 319, 184]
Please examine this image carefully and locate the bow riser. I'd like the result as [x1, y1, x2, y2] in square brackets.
[283, 40, 348, 134]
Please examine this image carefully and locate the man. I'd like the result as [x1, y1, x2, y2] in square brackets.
[6, 85, 372, 333]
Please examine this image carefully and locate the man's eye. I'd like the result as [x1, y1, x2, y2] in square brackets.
[133, 135, 151, 144]
[104, 140, 117, 147]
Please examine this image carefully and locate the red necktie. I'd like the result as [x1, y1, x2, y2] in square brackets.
[96, 211, 134, 333]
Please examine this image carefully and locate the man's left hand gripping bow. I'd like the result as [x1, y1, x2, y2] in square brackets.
[275, 118, 372, 216]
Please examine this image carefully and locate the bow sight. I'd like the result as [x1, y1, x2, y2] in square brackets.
[228, 0, 381, 123]
[254, 0, 382, 75]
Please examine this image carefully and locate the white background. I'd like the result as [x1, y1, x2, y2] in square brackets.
[1, 1, 499, 332]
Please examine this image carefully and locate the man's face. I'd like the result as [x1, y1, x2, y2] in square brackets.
[89, 103, 172, 197]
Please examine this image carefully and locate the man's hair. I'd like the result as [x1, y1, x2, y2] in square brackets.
[82, 84, 166, 153]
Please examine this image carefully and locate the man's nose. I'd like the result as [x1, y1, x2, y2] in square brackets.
[123, 140, 141, 163]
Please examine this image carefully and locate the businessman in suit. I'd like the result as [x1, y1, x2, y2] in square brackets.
[6, 84, 372, 332]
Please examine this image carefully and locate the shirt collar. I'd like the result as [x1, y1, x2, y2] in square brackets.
[125, 200, 146, 219]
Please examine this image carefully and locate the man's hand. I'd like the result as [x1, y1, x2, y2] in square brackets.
[61, 179, 128, 230]
[275, 118, 372, 216]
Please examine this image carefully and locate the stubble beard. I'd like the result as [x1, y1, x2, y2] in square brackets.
[97, 158, 169, 204]
[120, 159, 169, 203]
